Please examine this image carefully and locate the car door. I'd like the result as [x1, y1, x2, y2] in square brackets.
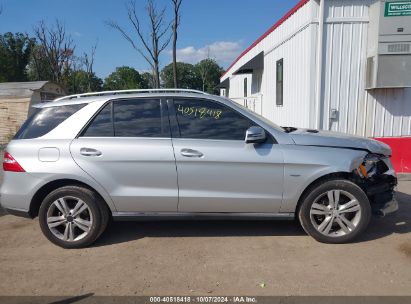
[170, 98, 284, 213]
[70, 98, 178, 212]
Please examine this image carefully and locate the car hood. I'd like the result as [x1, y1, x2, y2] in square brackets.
[288, 128, 392, 156]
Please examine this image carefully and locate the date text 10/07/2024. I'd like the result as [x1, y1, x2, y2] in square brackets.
[149, 296, 257, 303]
[177, 105, 223, 120]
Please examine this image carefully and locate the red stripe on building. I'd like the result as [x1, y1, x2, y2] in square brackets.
[221, 0, 310, 79]
[375, 137, 411, 173]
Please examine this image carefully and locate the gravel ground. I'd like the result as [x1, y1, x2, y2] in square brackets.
[0, 167, 410, 296]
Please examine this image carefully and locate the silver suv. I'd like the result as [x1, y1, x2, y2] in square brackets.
[0, 89, 398, 248]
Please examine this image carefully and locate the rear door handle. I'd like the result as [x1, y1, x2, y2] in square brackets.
[80, 148, 102, 157]
[180, 148, 204, 158]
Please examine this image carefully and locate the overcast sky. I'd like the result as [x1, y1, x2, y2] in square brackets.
[0, 0, 299, 78]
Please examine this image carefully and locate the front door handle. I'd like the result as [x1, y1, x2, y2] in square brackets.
[180, 148, 204, 158]
[80, 148, 102, 157]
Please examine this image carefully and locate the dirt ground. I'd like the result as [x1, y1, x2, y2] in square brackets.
[0, 168, 410, 296]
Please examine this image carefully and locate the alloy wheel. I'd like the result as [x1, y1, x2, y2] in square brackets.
[309, 190, 362, 237]
[46, 196, 93, 242]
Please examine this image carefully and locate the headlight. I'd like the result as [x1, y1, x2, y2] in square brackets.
[358, 154, 389, 178]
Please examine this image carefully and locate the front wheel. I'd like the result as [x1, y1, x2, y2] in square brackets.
[298, 179, 371, 244]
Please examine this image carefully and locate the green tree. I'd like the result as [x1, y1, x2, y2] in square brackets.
[0, 32, 36, 82]
[27, 44, 52, 81]
[65, 70, 103, 94]
[141, 72, 155, 89]
[103, 66, 147, 90]
[195, 58, 224, 94]
[161, 62, 201, 89]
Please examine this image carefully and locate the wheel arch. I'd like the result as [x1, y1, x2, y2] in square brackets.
[29, 179, 113, 218]
[294, 171, 360, 217]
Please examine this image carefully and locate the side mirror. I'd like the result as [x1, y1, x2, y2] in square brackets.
[245, 126, 266, 144]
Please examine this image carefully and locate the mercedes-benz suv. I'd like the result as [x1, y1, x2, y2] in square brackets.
[0, 89, 398, 248]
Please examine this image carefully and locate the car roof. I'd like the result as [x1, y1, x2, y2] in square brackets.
[33, 89, 229, 108]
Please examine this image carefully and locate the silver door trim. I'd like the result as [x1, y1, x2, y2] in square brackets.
[112, 212, 294, 221]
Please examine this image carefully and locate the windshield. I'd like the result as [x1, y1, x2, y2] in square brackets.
[224, 97, 286, 133]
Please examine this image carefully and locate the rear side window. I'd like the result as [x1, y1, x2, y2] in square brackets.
[81, 99, 166, 138]
[14, 104, 85, 140]
[82, 103, 113, 137]
[114, 99, 164, 137]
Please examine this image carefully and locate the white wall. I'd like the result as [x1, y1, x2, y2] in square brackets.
[225, 0, 317, 128]
[223, 0, 411, 137]
[228, 74, 251, 101]
[320, 0, 372, 134]
[320, 0, 411, 137]
[364, 88, 411, 137]
[262, 22, 316, 128]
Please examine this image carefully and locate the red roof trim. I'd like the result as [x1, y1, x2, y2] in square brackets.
[221, 0, 310, 79]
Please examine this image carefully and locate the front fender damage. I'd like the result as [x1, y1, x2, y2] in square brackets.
[351, 154, 398, 217]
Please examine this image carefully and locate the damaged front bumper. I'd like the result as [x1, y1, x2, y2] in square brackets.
[374, 197, 399, 217]
[365, 174, 398, 217]
[354, 155, 398, 217]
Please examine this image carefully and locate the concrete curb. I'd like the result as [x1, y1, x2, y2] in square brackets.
[397, 173, 411, 181]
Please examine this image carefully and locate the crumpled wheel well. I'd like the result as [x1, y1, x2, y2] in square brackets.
[295, 170, 397, 217]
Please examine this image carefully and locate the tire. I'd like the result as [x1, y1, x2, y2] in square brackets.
[39, 186, 109, 249]
[97, 196, 111, 239]
[298, 179, 371, 244]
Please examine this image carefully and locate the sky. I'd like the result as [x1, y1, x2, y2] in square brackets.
[0, 0, 299, 79]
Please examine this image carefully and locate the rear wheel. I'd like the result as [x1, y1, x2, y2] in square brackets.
[298, 179, 371, 244]
[39, 186, 109, 248]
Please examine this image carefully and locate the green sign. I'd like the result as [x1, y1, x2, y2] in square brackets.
[385, 1, 411, 16]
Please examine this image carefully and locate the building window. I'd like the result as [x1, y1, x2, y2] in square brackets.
[276, 59, 283, 106]
[243, 78, 248, 106]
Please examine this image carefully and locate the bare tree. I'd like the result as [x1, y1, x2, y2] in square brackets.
[106, 0, 171, 88]
[33, 20, 75, 83]
[82, 42, 98, 91]
[171, 0, 182, 88]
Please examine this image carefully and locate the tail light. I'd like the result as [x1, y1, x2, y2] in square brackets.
[3, 152, 25, 172]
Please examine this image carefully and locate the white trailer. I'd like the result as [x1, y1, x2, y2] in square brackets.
[220, 0, 411, 173]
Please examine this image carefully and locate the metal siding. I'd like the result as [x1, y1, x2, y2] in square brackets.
[223, 0, 314, 82]
[226, 0, 316, 128]
[223, 0, 411, 138]
[365, 88, 411, 137]
[263, 24, 313, 128]
[322, 0, 411, 137]
[227, 74, 252, 105]
[322, 0, 372, 134]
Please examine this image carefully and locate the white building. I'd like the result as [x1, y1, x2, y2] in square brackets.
[220, 0, 411, 173]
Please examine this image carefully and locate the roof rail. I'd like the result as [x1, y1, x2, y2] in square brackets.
[54, 88, 209, 101]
